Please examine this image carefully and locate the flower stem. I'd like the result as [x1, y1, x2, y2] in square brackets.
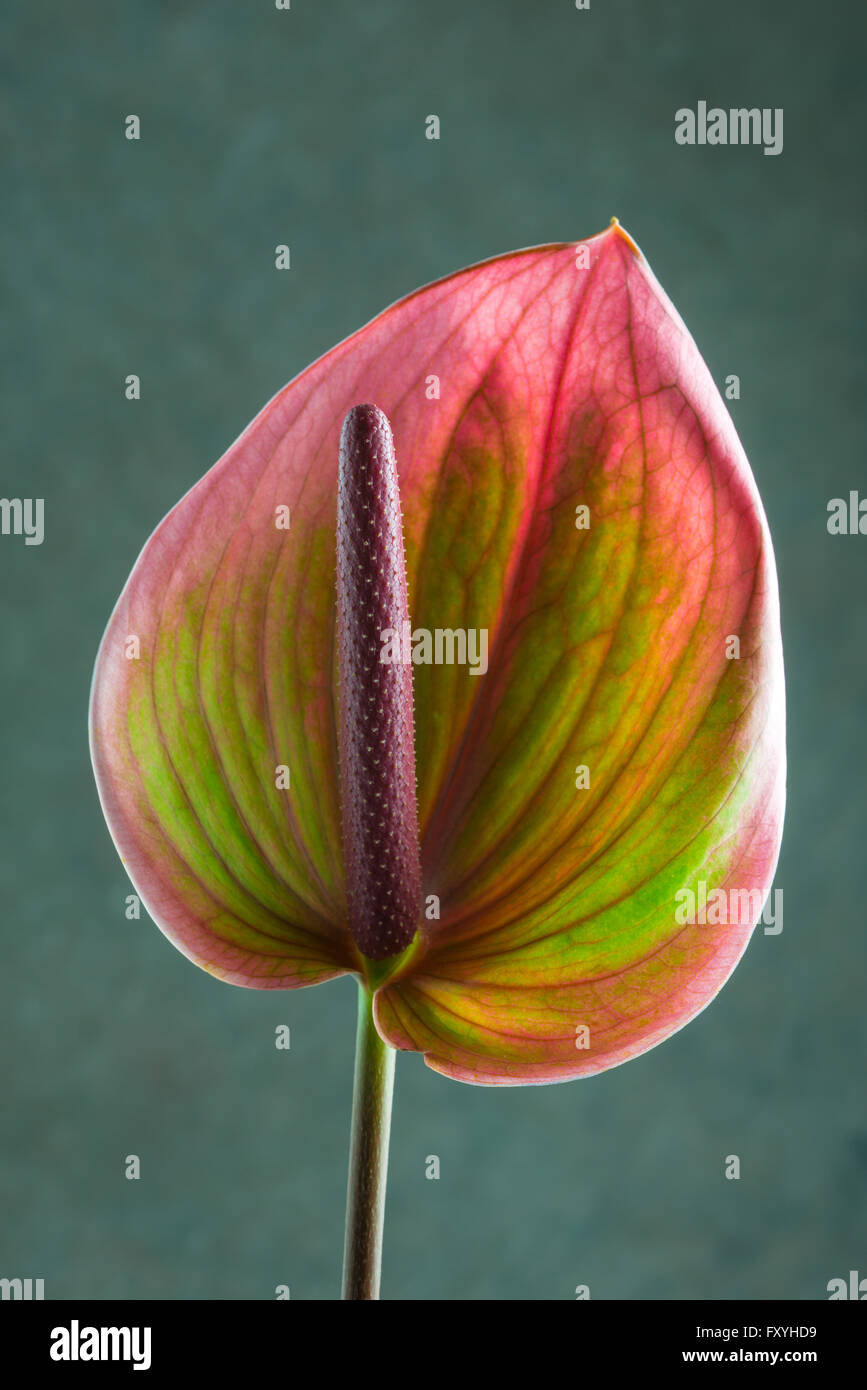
[341, 978, 395, 1299]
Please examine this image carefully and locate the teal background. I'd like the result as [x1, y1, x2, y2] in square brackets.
[1, 0, 865, 1299]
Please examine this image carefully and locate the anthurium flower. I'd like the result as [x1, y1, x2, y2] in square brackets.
[91, 220, 786, 1296]
[90, 220, 785, 1097]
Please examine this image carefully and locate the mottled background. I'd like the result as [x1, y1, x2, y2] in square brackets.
[1, 0, 864, 1300]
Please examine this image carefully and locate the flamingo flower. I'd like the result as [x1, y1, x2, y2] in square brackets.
[89, 221, 786, 1297]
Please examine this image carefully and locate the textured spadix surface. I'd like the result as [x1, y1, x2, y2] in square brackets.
[90, 222, 785, 1084]
[336, 404, 422, 961]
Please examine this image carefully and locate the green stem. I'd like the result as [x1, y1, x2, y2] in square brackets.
[341, 979, 395, 1299]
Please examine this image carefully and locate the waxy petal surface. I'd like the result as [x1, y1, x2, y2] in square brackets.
[90, 223, 785, 1081]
